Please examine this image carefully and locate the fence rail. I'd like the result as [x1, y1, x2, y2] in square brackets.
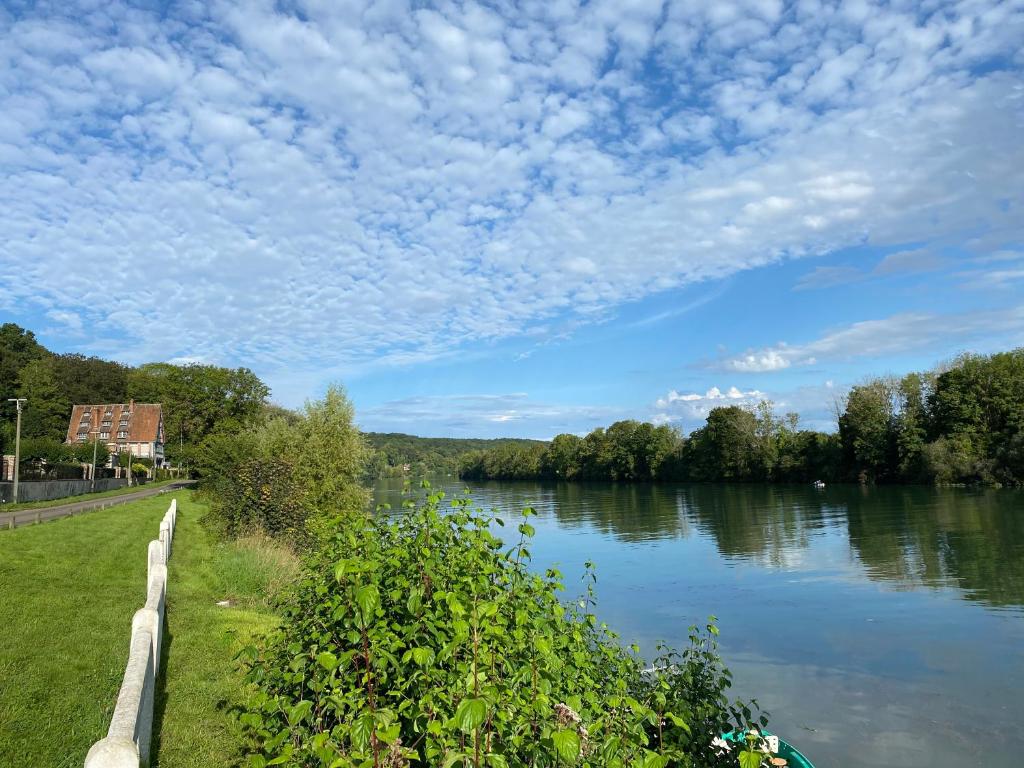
[84, 498, 177, 768]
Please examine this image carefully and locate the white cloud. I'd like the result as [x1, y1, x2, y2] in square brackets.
[719, 307, 1024, 372]
[653, 385, 768, 428]
[0, 1, 1021, 398]
[45, 309, 82, 332]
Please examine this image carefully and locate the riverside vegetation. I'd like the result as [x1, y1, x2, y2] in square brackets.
[198, 390, 768, 767]
[460, 349, 1024, 487]
[233, 488, 766, 768]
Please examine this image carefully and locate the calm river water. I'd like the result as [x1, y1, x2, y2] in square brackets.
[372, 478, 1024, 768]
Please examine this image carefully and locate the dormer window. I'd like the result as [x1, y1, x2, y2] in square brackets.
[99, 431, 110, 439]
[117, 430, 128, 438]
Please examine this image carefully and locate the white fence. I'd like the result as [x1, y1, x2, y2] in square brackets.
[84, 498, 177, 768]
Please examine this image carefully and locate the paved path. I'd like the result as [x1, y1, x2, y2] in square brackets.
[0, 480, 196, 530]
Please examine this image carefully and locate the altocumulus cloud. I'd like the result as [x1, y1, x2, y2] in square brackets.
[1, 1, 1022, 389]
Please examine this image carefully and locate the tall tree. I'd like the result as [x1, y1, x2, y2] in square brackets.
[129, 362, 269, 462]
[687, 406, 760, 481]
[0, 323, 48, 444]
[51, 354, 129, 406]
[16, 358, 70, 439]
[839, 381, 897, 482]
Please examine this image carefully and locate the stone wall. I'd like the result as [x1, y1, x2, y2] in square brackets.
[83, 498, 177, 768]
[0, 478, 127, 504]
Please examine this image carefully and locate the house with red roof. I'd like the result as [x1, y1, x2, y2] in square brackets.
[65, 400, 165, 467]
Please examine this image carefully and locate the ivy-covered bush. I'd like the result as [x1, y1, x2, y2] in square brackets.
[236, 488, 763, 767]
[211, 457, 309, 541]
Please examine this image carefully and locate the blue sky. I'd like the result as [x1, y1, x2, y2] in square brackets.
[1, 0, 1022, 438]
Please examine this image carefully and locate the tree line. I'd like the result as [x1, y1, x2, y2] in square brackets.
[363, 432, 545, 477]
[0, 323, 270, 469]
[460, 348, 1024, 487]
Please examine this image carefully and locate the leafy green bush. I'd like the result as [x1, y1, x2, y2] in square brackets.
[199, 385, 369, 542]
[235, 488, 762, 767]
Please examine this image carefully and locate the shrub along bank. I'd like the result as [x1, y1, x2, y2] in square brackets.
[233, 488, 764, 768]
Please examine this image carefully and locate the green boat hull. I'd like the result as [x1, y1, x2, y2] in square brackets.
[721, 730, 816, 768]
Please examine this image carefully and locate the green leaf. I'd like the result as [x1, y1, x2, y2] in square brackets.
[286, 700, 312, 726]
[599, 735, 620, 762]
[378, 723, 401, 744]
[351, 713, 374, 752]
[738, 749, 765, 768]
[239, 712, 263, 730]
[410, 647, 435, 667]
[407, 589, 423, 614]
[354, 584, 380, 625]
[316, 652, 338, 671]
[453, 697, 487, 733]
[664, 712, 690, 734]
[518, 522, 536, 537]
[552, 729, 581, 763]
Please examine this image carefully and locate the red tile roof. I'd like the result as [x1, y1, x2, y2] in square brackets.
[65, 402, 164, 445]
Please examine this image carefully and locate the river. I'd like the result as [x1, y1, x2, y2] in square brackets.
[372, 478, 1023, 768]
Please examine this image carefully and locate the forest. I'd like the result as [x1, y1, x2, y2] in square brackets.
[460, 348, 1024, 487]
[363, 432, 544, 477]
[0, 323, 269, 469]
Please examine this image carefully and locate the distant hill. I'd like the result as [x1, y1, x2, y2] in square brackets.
[364, 432, 546, 477]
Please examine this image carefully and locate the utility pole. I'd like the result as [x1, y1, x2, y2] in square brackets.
[90, 429, 100, 492]
[7, 398, 26, 504]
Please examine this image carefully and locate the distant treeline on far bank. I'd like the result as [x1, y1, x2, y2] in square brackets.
[459, 349, 1024, 487]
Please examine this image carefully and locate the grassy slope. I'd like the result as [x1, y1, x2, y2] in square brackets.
[0, 490, 286, 768]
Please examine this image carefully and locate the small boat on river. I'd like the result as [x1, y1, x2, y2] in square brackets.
[812, 480, 826, 488]
[715, 729, 816, 768]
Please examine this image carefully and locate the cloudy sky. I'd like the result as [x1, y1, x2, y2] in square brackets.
[1, 0, 1022, 437]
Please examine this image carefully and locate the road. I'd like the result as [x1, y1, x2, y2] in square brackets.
[0, 480, 196, 530]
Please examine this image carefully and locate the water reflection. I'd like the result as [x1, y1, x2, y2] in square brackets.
[374, 479, 1024, 611]
[373, 478, 1024, 767]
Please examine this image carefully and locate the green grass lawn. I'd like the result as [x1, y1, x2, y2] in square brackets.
[0, 490, 289, 768]
[0, 478, 180, 513]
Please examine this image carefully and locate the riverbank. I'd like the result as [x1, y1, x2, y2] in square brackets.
[0, 490, 292, 767]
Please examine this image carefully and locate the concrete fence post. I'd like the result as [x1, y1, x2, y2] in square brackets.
[159, 521, 171, 559]
[133, 607, 163, 680]
[83, 736, 138, 768]
[146, 542, 163, 601]
[145, 564, 166, 622]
